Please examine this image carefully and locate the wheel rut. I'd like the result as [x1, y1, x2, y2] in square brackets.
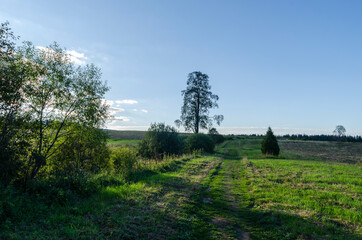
[208, 157, 250, 240]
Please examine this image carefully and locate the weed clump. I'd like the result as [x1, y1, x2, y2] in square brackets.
[111, 147, 138, 178]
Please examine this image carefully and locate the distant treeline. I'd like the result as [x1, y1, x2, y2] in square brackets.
[280, 134, 362, 142]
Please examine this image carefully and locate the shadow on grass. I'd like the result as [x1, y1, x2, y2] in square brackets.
[0, 157, 206, 239]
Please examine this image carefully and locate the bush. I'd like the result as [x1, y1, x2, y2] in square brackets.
[186, 133, 215, 153]
[48, 125, 111, 175]
[208, 128, 225, 144]
[25, 170, 100, 205]
[138, 123, 184, 159]
[261, 127, 280, 156]
[111, 147, 137, 177]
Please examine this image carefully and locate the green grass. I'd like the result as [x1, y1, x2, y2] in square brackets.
[206, 138, 362, 239]
[105, 130, 146, 140]
[2, 137, 361, 239]
[107, 139, 141, 149]
[237, 158, 361, 239]
[1, 155, 221, 239]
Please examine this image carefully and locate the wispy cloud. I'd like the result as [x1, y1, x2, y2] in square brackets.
[109, 107, 125, 116]
[109, 116, 130, 122]
[115, 99, 138, 105]
[141, 109, 148, 113]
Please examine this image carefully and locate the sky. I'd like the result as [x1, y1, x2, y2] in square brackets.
[1, 0, 362, 135]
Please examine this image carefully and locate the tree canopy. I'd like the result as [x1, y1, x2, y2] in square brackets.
[333, 125, 346, 137]
[175, 71, 223, 133]
[0, 22, 109, 186]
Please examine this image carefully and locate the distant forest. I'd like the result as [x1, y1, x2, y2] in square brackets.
[280, 134, 362, 143]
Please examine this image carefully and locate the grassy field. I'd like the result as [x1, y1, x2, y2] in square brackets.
[211, 137, 362, 239]
[1, 155, 218, 239]
[279, 140, 362, 164]
[107, 139, 141, 149]
[105, 130, 146, 140]
[2, 136, 361, 239]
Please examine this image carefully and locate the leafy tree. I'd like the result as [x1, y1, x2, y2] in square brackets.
[0, 22, 110, 187]
[17, 42, 109, 183]
[175, 71, 223, 133]
[185, 133, 215, 153]
[261, 127, 280, 156]
[333, 125, 346, 137]
[0, 22, 38, 186]
[138, 123, 184, 159]
[208, 127, 219, 135]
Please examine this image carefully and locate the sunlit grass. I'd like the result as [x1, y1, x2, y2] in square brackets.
[243, 158, 362, 229]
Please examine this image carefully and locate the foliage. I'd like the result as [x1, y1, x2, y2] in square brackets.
[281, 133, 362, 142]
[261, 127, 280, 156]
[138, 123, 184, 159]
[111, 147, 138, 177]
[334, 125, 346, 137]
[18, 42, 109, 183]
[26, 171, 100, 204]
[1, 138, 361, 239]
[0, 22, 35, 186]
[175, 71, 223, 133]
[0, 22, 109, 187]
[208, 127, 225, 144]
[185, 133, 215, 153]
[48, 125, 111, 175]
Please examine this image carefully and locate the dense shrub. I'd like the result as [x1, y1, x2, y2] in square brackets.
[23, 170, 100, 206]
[186, 133, 215, 153]
[138, 123, 184, 159]
[111, 147, 137, 177]
[48, 125, 111, 175]
[261, 127, 280, 156]
[208, 128, 225, 144]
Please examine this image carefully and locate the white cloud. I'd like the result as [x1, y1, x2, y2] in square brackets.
[115, 99, 138, 105]
[36, 47, 87, 65]
[106, 125, 148, 131]
[109, 107, 125, 112]
[109, 107, 125, 116]
[66, 50, 87, 65]
[101, 99, 114, 106]
[141, 109, 148, 113]
[109, 116, 130, 122]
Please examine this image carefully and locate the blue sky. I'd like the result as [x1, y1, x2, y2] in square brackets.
[1, 0, 362, 135]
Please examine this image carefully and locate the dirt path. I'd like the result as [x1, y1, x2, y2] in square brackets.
[203, 157, 251, 240]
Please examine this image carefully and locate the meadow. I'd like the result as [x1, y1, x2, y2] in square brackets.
[214, 138, 361, 239]
[1, 134, 361, 239]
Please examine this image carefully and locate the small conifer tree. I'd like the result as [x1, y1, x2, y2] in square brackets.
[261, 127, 280, 156]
